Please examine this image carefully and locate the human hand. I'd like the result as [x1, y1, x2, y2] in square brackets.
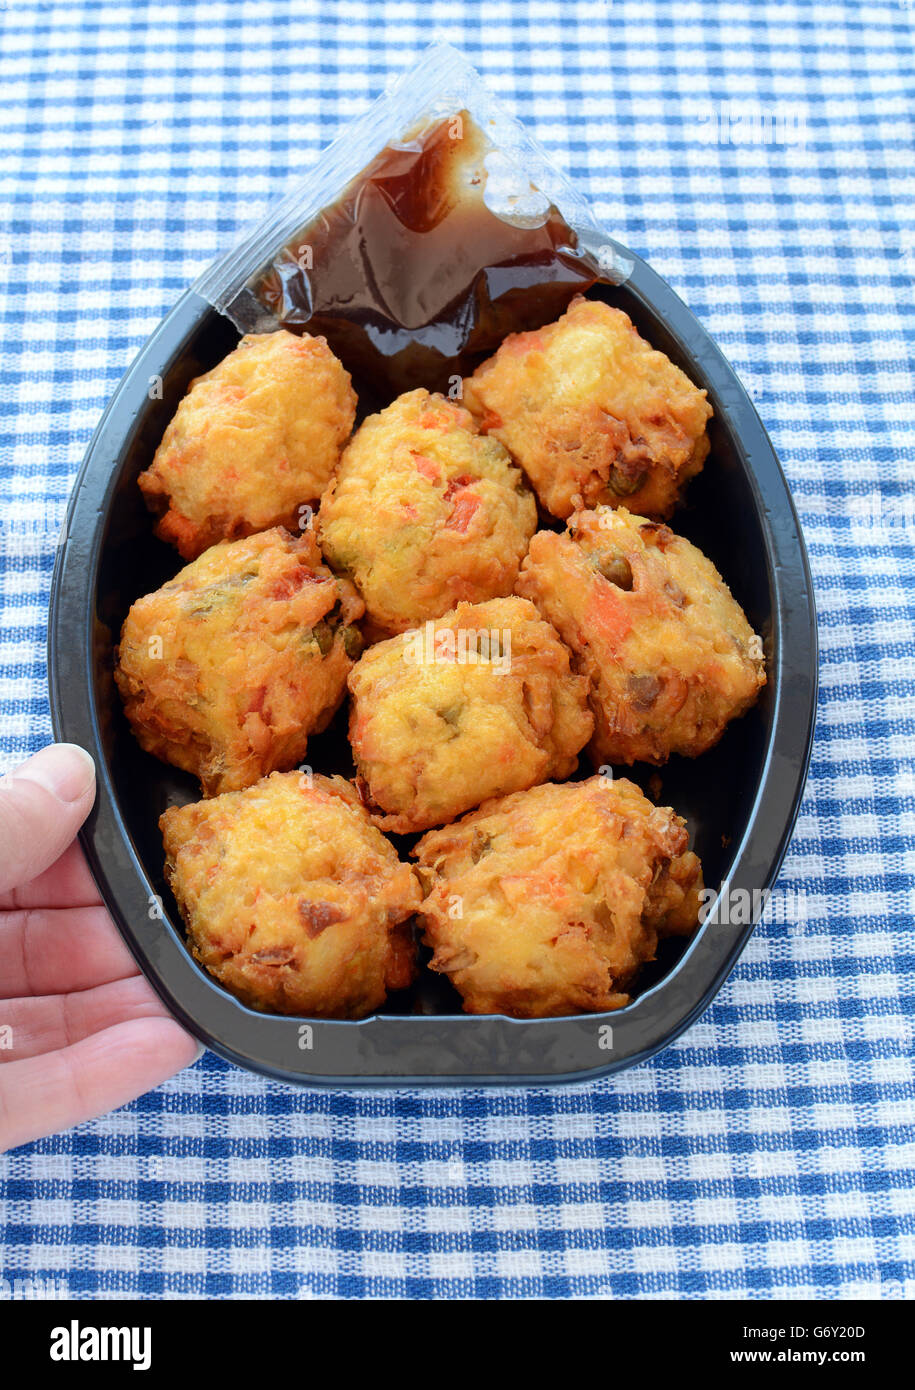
[0, 744, 201, 1151]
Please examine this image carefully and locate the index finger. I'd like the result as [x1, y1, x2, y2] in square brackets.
[0, 842, 102, 912]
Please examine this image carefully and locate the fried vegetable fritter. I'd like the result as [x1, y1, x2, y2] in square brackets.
[462, 296, 712, 520]
[317, 388, 536, 638]
[348, 596, 593, 833]
[161, 772, 420, 1017]
[115, 527, 364, 796]
[516, 506, 766, 766]
[415, 776, 703, 1017]
[139, 330, 356, 559]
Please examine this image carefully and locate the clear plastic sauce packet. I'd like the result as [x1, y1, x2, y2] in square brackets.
[194, 42, 632, 404]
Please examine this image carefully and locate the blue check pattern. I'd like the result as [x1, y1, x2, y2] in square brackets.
[0, 0, 913, 1301]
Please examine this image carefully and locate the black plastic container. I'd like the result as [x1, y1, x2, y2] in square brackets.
[48, 249, 817, 1086]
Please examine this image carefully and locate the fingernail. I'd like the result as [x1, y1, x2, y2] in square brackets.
[11, 743, 96, 803]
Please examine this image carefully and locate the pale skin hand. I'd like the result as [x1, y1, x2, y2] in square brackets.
[0, 744, 201, 1152]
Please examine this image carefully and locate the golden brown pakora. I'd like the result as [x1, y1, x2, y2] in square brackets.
[161, 772, 420, 1017]
[462, 296, 712, 520]
[318, 388, 537, 638]
[115, 527, 364, 796]
[515, 506, 766, 766]
[415, 776, 703, 1017]
[139, 329, 356, 559]
[347, 596, 593, 833]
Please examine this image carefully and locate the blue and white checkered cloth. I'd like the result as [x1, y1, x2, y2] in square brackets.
[0, 0, 912, 1300]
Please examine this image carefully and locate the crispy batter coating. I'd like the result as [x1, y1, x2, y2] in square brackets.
[139, 330, 357, 559]
[347, 596, 593, 833]
[115, 528, 364, 796]
[161, 772, 420, 1017]
[415, 776, 703, 1017]
[317, 388, 537, 638]
[462, 296, 712, 520]
[516, 506, 766, 766]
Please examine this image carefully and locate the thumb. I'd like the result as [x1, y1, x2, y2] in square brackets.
[0, 744, 97, 894]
